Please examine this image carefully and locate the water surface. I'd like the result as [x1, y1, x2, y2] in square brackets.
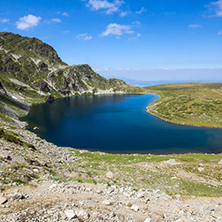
[22, 94, 222, 154]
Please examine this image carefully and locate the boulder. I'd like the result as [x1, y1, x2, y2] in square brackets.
[131, 205, 139, 211]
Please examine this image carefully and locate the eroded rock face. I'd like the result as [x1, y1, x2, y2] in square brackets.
[32, 80, 50, 92]
[54, 70, 63, 76]
[47, 95, 55, 102]
[39, 62, 48, 70]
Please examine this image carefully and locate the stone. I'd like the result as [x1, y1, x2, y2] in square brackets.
[47, 95, 54, 102]
[49, 184, 57, 191]
[106, 171, 114, 179]
[125, 201, 132, 207]
[12, 193, 25, 200]
[76, 209, 89, 219]
[144, 216, 152, 222]
[109, 212, 116, 218]
[131, 205, 139, 211]
[102, 200, 115, 206]
[0, 196, 7, 205]
[164, 159, 181, 165]
[198, 167, 204, 172]
[64, 210, 77, 219]
[137, 193, 144, 198]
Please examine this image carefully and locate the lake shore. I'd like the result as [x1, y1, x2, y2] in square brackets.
[21, 94, 222, 154]
[1, 122, 222, 221]
[144, 83, 222, 129]
[1, 102, 222, 221]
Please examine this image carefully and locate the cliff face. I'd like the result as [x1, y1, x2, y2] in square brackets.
[0, 32, 140, 121]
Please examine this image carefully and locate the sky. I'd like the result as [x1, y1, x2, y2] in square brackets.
[0, 0, 222, 84]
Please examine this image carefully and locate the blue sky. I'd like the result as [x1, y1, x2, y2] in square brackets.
[0, 0, 222, 83]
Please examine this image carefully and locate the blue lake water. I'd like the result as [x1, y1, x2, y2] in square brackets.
[21, 94, 222, 154]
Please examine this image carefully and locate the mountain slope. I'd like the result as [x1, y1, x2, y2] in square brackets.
[0, 32, 140, 123]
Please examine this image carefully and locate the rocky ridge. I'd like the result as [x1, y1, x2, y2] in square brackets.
[0, 32, 139, 122]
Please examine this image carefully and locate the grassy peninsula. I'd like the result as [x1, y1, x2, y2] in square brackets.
[144, 82, 222, 128]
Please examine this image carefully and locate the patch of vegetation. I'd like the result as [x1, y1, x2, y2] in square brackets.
[144, 83, 222, 128]
[68, 149, 222, 197]
[0, 128, 35, 149]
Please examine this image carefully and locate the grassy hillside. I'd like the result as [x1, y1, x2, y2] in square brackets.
[0, 32, 140, 124]
[0, 124, 222, 197]
[144, 82, 222, 128]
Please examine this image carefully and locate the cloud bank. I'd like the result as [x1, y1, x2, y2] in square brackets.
[100, 23, 133, 36]
[16, 14, 41, 30]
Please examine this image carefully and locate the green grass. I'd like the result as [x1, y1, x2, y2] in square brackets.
[0, 128, 36, 149]
[144, 82, 222, 128]
[68, 149, 222, 197]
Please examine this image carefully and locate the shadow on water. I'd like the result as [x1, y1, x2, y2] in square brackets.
[21, 94, 222, 154]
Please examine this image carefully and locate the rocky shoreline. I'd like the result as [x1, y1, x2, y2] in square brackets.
[0, 123, 222, 221]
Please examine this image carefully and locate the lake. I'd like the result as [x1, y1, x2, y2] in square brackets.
[21, 94, 222, 154]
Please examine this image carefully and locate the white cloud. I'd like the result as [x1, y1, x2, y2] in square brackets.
[51, 18, 62, 23]
[120, 11, 129, 17]
[218, 30, 222, 35]
[16, 14, 41, 30]
[62, 12, 69, 17]
[100, 23, 133, 37]
[76, 33, 93, 41]
[0, 18, 9, 23]
[120, 11, 130, 17]
[136, 7, 147, 14]
[128, 33, 141, 41]
[210, 0, 222, 17]
[132, 21, 141, 27]
[188, 24, 202, 29]
[86, 0, 124, 14]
